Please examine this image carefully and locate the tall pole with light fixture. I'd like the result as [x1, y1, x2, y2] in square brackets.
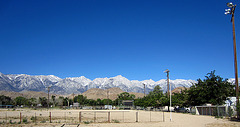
[164, 69, 171, 121]
[47, 86, 51, 109]
[225, 2, 239, 119]
[143, 83, 146, 97]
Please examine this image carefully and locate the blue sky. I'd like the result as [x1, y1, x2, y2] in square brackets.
[0, 0, 239, 81]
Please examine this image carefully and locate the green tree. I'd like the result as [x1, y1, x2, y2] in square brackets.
[102, 99, 112, 105]
[117, 92, 135, 100]
[74, 95, 87, 105]
[0, 95, 13, 105]
[96, 98, 103, 106]
[134, 85, 166, 108]
[29, 98, 37, 107]
[14, 96, 28, 106]
[39, 97, 48, 107]
[57, 96, 64, 107]
[171, 88, 189, 107]
[51, 95, 56, 107]
[187, 70, 234, 106]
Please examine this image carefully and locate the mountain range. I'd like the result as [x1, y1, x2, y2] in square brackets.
[0, 72, 196, 95]
[1, 72, 237, 95]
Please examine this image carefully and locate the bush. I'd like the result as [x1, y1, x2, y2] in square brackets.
[83, 121, 92, 124]
[40, 120, 46, 123]
[112, 119, 120, 123]
[23, 117, 28, 123]
[9, 120, 16, 124]
[31, 116, 36, 122]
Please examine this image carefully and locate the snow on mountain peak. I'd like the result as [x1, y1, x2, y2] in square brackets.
[0, 72, 213, 95]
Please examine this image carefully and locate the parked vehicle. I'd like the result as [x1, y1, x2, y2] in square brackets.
[175, 107, 190, 113]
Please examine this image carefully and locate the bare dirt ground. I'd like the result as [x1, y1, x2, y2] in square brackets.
[0, 109, 240, 127]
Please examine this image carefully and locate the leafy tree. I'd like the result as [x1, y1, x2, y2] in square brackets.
[117, 92, 135, 100]
[96, 98, 103, 106]
[14, 96, 28, 106]
[39, 97, 48, 107]
[74, 95, 87, 105]
[51, 95, 56, 107]
[135, 85, 166, 108]
[171, 88, 189, 107]
[187, 70, 234, 106]
[63, 97, 70, 106]
[0, 95, 13, 105]
[102, 99, 112, 105]
[85, 99, 96, 106]
[57, 96, 64, 107]
[29, 98, 37, 107]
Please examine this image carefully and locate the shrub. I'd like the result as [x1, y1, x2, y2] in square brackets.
[40, 120, 46, 123]
[9, 120, 16, 124]
[31, 116, 37, 122]
[23, 117, 28, 123]
[112, 119, 120, 123]
[83, 121, 92, 124]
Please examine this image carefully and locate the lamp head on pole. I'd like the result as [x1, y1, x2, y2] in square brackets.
[225, 2, 236, 15]
[164, 69, 170, 73]
[227, 2, 234, 8]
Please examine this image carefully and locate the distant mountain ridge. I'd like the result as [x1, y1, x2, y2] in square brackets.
[1, 72, 237, 95]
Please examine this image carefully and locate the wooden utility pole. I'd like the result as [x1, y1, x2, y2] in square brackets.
[48, 86, 50, 109]
[72, 93, 75, 105]
[164, 70, 170, 96]
[231, 5, 239, 119]
[226, 2, 239, 119]
[143, 83, 146, 97]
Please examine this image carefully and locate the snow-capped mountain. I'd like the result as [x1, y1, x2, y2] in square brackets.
[1, 72, 237, 95]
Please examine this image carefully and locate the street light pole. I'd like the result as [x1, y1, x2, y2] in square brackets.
[143, 83, 146, 97]
[225, 2, 239, 119]
[164, 69, 171, 121]
[48, 86, 50, 109]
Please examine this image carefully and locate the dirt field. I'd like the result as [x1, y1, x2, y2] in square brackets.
[0, 109, 240, 127]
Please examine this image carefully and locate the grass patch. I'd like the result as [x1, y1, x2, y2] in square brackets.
[9, 120, 16, 124]
[23, 117, 28, 124]
[40, 120, 46, 123]
[112, 119, 120, 123]
[83, 121, 93, 124]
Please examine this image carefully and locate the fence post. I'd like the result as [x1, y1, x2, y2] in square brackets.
[94, 112, 96, 123]
[150, 111, 151, 122]
[136, 112, 138, 122]
[79, 112, 81, 122]
[5, 112, 7, 123]
[108, 112, 110, 123]
[122, 111, 124, 122]
[20, 112, 22, 123]
[163, 111, 165, 122]
[35, 112, 36, 124]
[209, 107, 211, 116]
[65, 112, 66, 122]
[49, 112, 51, 123]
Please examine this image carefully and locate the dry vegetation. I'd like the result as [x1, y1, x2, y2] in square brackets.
[0, 109, 240, 127]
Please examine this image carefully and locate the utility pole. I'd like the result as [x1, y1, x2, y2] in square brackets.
[164, 70, 170, 96]
[72, 93, 75, 106]
[225, 2, 239, 119]
[47, 86, 50, 109]
[143, 83, 146, 97]
[107, 89, 109, 105]
[164, 69, 171, 121]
